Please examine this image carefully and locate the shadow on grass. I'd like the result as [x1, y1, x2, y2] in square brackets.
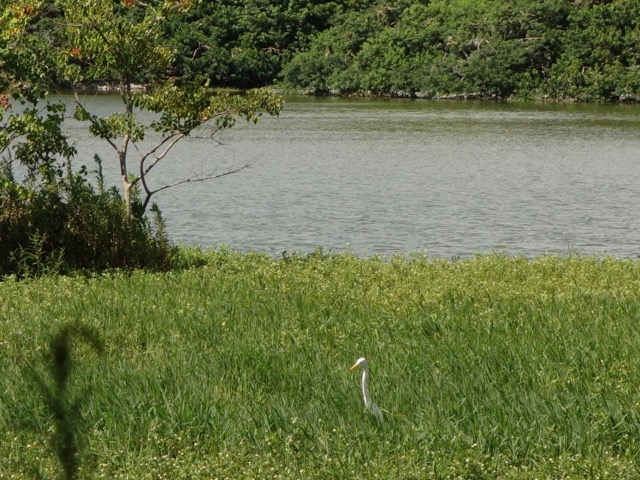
[29, 323, 104, 480]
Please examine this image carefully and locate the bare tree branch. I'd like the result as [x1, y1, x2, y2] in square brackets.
[135, 133, 184, 199]
[192, 43, 209, 59]
[137, 132, 185, 179]
[140, 163, 250, 212]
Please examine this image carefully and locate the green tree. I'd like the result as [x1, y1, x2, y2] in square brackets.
[544, 0, 640, 101]
[164, 0, 375, 88]
[55, 0, 283, 217]
[281, 8, 384, 93]
[280, 0, 575, 100]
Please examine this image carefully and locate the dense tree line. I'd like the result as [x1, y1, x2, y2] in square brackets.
[10, 0, 640, 101]
[164, 0, 640, 101]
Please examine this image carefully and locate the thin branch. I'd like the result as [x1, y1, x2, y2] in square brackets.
[90, 22, 115, 51]
[154, 164, 250, 194]
[138, 133, 185, 179]
[141, 163, 250, 212]
[0, 131, 18, 159]
[518, 36, 544, 42]
[192, 43, 209, 59]
[133, 133, 184, 200]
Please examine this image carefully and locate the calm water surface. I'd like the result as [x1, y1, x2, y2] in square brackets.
[56, 95, 640, 258]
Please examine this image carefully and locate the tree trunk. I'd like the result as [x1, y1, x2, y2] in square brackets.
[119, 132, 132, 219]
[122, 176, 133, 219]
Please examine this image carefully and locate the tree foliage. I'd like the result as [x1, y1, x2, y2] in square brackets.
[9, 0, 640, 101]
[545, 0, 640, 101]
[93, 0, 636, 101]
[277, 0, 640, 101]
[163, 0, 377, 88]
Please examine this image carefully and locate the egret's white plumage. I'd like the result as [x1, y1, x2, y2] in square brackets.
[349, 357, 383, 420]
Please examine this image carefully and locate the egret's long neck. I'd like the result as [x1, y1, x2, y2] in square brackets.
[361, 367, 372, 408]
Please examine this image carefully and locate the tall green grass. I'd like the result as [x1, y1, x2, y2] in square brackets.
[2, 250, 640, 478]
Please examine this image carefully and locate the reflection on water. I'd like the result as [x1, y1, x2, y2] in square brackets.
[39, 95, 640, 257]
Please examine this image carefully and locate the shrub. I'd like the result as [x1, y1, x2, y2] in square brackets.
[0, 156, 176, 278]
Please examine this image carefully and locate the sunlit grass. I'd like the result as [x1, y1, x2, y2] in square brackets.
[2, 250, 640, 478]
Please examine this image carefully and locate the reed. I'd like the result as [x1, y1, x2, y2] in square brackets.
[2, 250, 640, 478]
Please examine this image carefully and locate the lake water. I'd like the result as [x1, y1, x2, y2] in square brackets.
[47, 95, 640, 258]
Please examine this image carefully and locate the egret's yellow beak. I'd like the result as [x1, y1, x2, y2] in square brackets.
[349, 363, 360, 371]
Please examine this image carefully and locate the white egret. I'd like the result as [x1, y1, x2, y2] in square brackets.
[349, 357, 383, 420]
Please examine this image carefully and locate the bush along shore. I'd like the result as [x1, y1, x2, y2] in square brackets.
[2, 249, 640, 478]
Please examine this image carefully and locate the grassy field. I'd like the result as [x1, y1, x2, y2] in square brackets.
[2, 249, 640, 478]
